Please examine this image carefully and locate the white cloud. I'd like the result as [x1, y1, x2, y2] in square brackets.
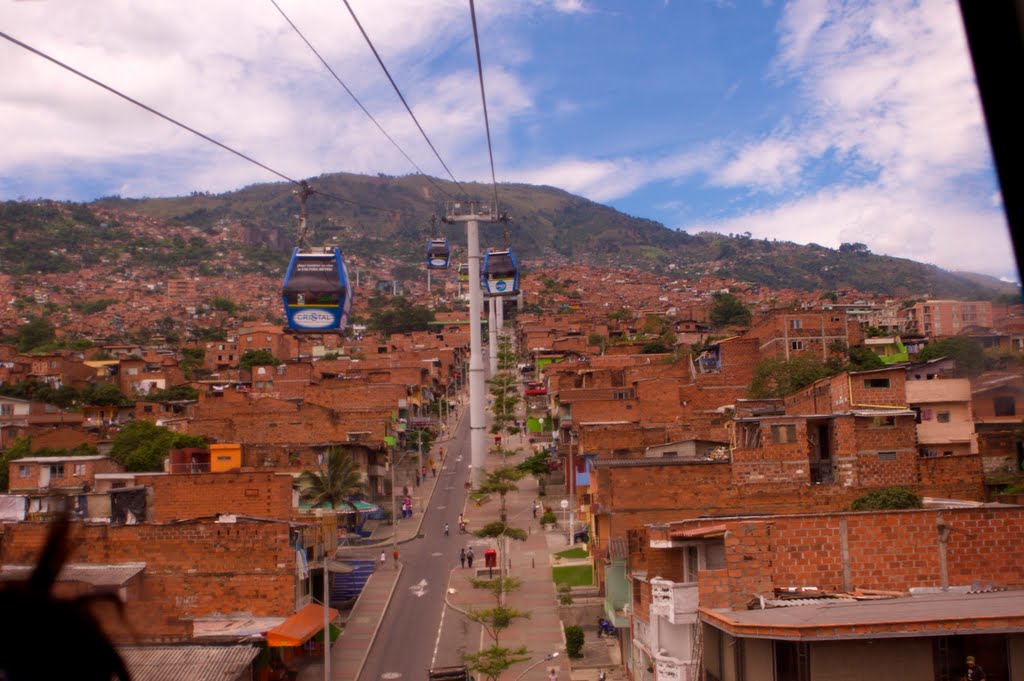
[681, 184, 1016, 280]
[0, 0, 536, 198]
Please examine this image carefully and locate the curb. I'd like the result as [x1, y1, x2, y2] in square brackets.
[345, 562, 404, 681]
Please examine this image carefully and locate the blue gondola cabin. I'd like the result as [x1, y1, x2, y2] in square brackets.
[282, 246, 353, 332]
[481, 249, 519, 296]
[426, 238, 451, 269]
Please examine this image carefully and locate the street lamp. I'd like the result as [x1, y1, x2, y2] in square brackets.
[513, 652, 560, 681]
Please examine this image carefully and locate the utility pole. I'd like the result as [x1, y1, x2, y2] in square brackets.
[390, 443, 398, 570]
[488, 298, 498, 375]
[323, 520, 331, 681]
[443, 201, 500, 487]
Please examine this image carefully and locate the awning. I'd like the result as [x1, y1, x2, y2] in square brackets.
[265, 603, 339, 647]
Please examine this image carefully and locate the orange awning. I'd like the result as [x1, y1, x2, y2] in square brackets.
[266, 603, 340, 647]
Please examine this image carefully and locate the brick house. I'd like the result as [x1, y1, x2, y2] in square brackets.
[904, 300, 993, 337]
[742, 309, 864, 361]
[970, 372, 1024, 481]
[627, 506, 1024, 681]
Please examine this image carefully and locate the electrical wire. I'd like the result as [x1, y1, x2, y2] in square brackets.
[0, 29, 397, 215]
[269, 0, 456, 202]
[340, 0, 469, 197]
[469, 0, 500, 214]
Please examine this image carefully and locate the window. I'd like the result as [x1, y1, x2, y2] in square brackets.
[705, 540, 726, 570]
[73, 463, 87, 476]
[49, 464, 65, 478]
[994, 396, 1016, 417]
[789, 319, 803, 330]
[613, 390, 634, 400]
[878, 451, 897, 461]
[869, 415, 896, 428]
[864, 378, 891, 388]
[771, 424, 797, 444]
[684, 545, 699, 582]
[937, 411, 950, 423]
[0, 404, 12, 416]
[790, 340, 804, 350]
[18, 465, 31, 478]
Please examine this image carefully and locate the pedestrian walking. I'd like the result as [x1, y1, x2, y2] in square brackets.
[459, 548, 466, 568]
[444, 522, 450, 536]
[380, 551, 386, 568]
[532, 500, 539, 519]
[431, 463, 437, 477]
[548, 669, 557, 681]
[393, 548, 399, 566]
[466, 547, 474, 568]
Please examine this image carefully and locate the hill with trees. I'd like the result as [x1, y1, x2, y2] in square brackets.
[2, 171, 1018, 299]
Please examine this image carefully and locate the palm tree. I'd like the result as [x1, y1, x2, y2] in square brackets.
[297, 447, 367, 511]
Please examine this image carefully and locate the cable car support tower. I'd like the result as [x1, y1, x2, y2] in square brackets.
[443, 200, 501, 486]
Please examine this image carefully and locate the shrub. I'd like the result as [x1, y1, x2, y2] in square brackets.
[540, 510, 557, 526]
[564, 625, 584, 658]
[558, 583, 573, 605]
[850, 487, 922, 511]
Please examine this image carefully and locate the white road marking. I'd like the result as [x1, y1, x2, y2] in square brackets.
[410, 578, 428, 597]
[431, 602, 447, 668]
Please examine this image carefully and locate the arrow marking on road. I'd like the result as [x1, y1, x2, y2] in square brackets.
[409, 579, 428, 597]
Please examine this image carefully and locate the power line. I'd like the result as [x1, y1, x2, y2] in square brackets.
[340, 0, 469, 197]
[0, 30, 300, 187]
[269, 0, 456, 202]
[0, 30, 403, 216]
[469, 0, 501, 213]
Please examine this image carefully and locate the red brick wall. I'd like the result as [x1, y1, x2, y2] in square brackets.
[136, 471, 293, 522]
[0, 519, 295, 641]
[707, 507, 1024, 610]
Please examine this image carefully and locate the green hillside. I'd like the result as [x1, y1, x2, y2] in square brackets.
[3, 171, 1017, 299]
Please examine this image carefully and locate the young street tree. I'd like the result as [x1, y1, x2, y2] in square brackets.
[488, 372, 520, 437]
[476, 467, 526, 522]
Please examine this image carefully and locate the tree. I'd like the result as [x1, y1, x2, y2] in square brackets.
[847, 345, 886, 372]
[487, 372, 520, 437]
[368, 296, 435, 336]
[143, 385, 200, 402]
[465, 576, 530, 645]
[0, 437, 33, 491]
[10, 316, 56, 352]
[463, 646, 530, 681]
[81, 383, 130, 406]
[296, 447, 367, 511]
[239, 349, 282, 370]
[914, 336, 986, 377]
[748, 355, 835, 398]
[476, 467, 526, 522]
[850, 487, 922, 511]
[709, 292, 751, 328]
[109, 420, 206, 472]
[210, 296, 239, 314]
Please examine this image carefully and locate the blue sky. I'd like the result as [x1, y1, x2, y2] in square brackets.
[1, 0, 1018, 282]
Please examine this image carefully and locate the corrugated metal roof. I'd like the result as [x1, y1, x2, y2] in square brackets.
[608, 537, 629, 561]
[0, 562, 145, 586]
[119, 645, 260, 681]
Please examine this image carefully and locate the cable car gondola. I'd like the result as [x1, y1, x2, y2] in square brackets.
[457, 262, 469, 282]
[481, 248, 519, 296]
[282, 246, 353, 332]
[426, 237, 451, 269]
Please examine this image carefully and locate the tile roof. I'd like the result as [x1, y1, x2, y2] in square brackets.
[0, 563, 146, 586]
[118, 645, 261, 681]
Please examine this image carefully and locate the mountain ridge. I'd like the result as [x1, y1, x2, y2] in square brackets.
[6, 170, 1018, 300]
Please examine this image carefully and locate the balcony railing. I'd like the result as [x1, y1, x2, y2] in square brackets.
[650, 578, 698, 625]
